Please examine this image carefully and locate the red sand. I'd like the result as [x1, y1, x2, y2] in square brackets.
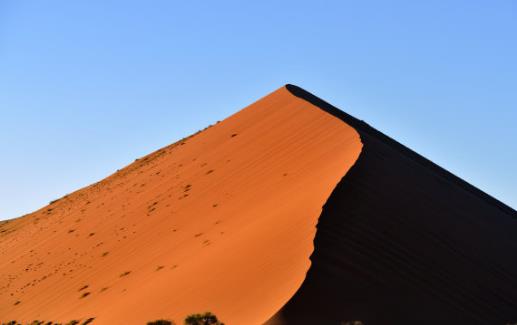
[2, 85, 516, 324]
[0, 87, 361, 324]
[267, 85, 517, 324]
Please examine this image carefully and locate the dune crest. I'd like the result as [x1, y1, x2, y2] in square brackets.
[3, 85, 516, 324]
[0, 86, 362, 324]
[267, 85, 517, 324]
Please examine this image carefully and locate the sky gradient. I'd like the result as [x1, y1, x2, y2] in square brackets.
[1, 0, 516, 220]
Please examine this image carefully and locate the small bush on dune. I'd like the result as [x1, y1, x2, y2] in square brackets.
[184, 312, 224, 325]
[147, 320, 174, 325]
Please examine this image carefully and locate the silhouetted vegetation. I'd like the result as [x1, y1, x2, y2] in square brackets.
[184, 312, 224, 325]
[146, 320, 174, 325]
[2, 319, 95, 325]
[3, 312, 225, 325]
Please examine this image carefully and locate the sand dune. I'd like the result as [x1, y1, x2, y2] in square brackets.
[267, 85, 517, 325]
[1, 85, 516, 324]
[0, 87, 362, 324]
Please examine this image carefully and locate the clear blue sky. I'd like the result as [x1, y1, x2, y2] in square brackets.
[1, 1, 516, 220]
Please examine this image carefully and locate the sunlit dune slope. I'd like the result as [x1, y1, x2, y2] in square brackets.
[0, 86, 362, 324]
[3, 84, 515, 325]
[267, 85, 517, 325]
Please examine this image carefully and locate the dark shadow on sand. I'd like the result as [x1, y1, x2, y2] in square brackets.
[266, 85, 517, 325]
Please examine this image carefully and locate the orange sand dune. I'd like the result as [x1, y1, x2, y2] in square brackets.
[0, 87, 362, 324]
[268, 85, 517, 325]
[2, 85, 516, 325]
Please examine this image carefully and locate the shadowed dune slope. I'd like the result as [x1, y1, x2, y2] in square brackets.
[266, 85, 517, 325]
[0, 87, 362, 324]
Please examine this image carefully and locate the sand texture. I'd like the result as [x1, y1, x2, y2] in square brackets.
[0, 87, 361, 324]
[266, 85, 517, 325]
[1, 85, 516, 325]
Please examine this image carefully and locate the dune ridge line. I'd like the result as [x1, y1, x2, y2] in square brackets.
[0, 86, 362, 324]
[267, 85, 517, 325]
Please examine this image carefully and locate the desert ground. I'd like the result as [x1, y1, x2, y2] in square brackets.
[0, 86, 361, 324]
[1, 85, 516, 325]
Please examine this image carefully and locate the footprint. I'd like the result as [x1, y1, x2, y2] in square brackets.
[119, 271, 131, 277]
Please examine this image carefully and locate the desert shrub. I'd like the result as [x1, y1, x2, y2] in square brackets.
[184, 312, 224, 325]
[147, 320, 174, 325]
